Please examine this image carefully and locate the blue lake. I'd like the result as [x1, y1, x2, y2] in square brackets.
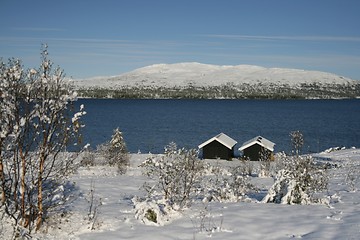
[77, 99, 360, 155]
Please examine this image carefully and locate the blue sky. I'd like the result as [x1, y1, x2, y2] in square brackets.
[1, 0, 360, 80]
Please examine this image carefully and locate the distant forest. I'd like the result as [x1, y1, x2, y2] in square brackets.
[77, 82, 360, 99]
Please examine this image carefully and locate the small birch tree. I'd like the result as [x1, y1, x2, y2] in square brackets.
[0, 45, 86, 234]
[31, 45, 86, 230]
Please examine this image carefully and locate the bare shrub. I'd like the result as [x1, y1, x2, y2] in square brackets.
[239, 157, 253, 176]
[80, 148, 96, 167]
[290, 130, 304, 157]
[259, 148, 272, 177]
[230, 166, 255, 198]
[273, 151, 290, 173]
[86, 180, 102, 230]
[140, 142, 204, 209]
[204, 164, 254, 202]
[191, 203, 224, 235]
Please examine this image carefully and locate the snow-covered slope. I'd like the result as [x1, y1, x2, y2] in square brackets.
[75, 62, 357, 89]
[74, 63, 360, 99]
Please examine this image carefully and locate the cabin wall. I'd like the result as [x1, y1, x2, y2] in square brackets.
[202, 141, 233, 160]
[243, 144, 273, 161]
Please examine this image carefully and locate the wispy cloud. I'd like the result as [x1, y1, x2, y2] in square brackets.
[0, 36, 164, 48]
[0, 36, 203, 56]
[13, 27, 66, 32]
[202, 34, 360, 42]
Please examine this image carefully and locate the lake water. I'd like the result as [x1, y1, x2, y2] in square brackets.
[77, 99, 360, 155]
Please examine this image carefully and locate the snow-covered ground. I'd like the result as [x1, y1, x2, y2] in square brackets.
[74, 62, 357, 89]
[5, 148, 360, 239]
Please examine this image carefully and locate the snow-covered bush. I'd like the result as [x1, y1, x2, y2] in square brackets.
[98, 128, 129, 174]
[263, 155, 328, 204]
[132, 197, 181, 226]
[80, 148, 96, 167]
[273, 152, 289, 171]
[140, 142, 204, 209]
[239, 157, 254, 176]
[203, 164, 254, 203]
[230, 166, 255, 199]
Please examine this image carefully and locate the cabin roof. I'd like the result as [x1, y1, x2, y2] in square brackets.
[198, 133, 237, 150]
[238, 136, 275, 152]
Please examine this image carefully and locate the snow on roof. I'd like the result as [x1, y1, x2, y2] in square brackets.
[238, 136, 275, 152]
[198, 133, 237, 150]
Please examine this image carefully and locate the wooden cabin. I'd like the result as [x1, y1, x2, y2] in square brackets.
[198, 133, 237, 160]
[239, 136, 275, 161]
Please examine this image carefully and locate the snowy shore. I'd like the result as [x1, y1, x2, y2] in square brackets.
[3, 148, 360, 239]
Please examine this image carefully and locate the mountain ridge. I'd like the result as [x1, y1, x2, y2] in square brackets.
[74, 62, 360, 99]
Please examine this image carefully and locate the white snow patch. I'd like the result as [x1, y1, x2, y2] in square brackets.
[2, 150, 360, 239]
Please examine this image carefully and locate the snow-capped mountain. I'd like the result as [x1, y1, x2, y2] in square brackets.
[74, 62, 360, 99]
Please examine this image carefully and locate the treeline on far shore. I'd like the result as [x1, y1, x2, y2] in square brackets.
[76, 82, 360, 99]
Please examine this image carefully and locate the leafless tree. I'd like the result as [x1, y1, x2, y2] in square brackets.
[141, 142, 204, 209]
[0, 45, 86, 234]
